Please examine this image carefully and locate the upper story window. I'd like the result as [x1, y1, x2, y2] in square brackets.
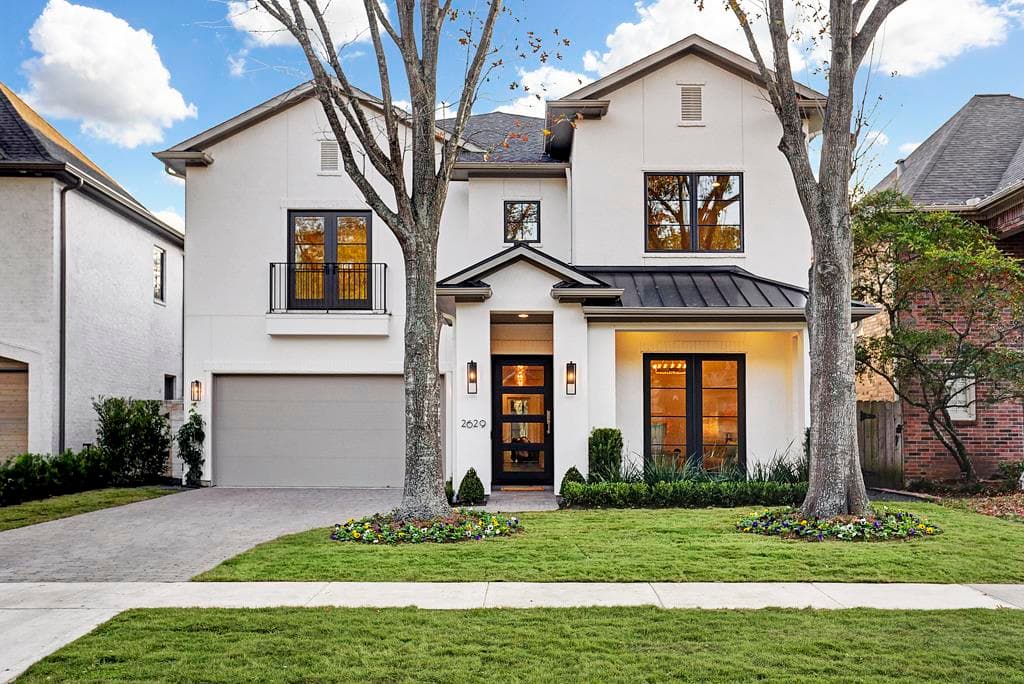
[645, 173, 742, 253]
[946, 374, 977, 422]
[153, 246, 166, 301]
[504, 200, 541, 243]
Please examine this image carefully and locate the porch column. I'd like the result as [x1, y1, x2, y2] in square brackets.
[587, 324, 617, 432]
[453, 302, 492, 494]
[553, 304, 589, 486]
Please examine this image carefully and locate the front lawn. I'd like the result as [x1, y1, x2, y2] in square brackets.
[198, 503, 1024, 583]
[945, 493, 1024, 524]
[0, 487, 177, 532]
[19, 607, 1024, 683]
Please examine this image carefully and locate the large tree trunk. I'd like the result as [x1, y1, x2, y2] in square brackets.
[801, 199, 871, 518]
[395, 239, 451, 519]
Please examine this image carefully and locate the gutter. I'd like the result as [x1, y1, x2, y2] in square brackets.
[58, 176, 84, 452]
[581, 305, 881, 322]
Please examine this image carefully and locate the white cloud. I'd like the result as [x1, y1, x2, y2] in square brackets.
[391, 99, 411, 113]
[228, 50, 248, 77]
[581, 0, 812, 77]
[866, 0, 1020, 76]
[495, 66, 593, 117]
[19, 0, 196, 149]
[898, 141, 921, 155]
[226, 0, 382, 50]
[864, 130, 889, 146]
[154, 208, 184, 231]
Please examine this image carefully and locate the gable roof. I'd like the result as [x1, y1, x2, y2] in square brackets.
[873, 94, 1024, 206]
[436, 112, 556, 164]
[560, 34, 827, 103]
[0, 82, 181, 243]
[437, 242, 611, 291]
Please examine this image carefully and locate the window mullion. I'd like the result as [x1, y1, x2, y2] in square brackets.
[689, 174, 698, 252]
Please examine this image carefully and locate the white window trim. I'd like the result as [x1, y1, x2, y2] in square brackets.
[677, 81, 705, 127]
[946, 374, 977, 422]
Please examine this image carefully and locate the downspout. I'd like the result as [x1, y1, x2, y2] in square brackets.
[58, 175, 84, 453]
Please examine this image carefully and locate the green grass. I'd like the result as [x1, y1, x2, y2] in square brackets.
[0, 487, 178, 532]
[18, 607, 1024, 683]
[198, 503, 1024, 583]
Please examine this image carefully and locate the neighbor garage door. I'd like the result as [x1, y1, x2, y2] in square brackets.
[212, 375, 405, 487]
[0, 365, 28, 461]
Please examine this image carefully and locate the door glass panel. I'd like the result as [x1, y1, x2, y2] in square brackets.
[650, 388, 686, 416]
[649, 417, 686, 454]
[502, 422, 545, 444]
[293, 216, 325, 300]
[337, 216, 368, 245]
[702, 360, 738, 388]
[702, 445, 739, 472]
[502, 449, 545, 473]
[501, 364, 545, 387]
[502, 393, 544, 415]
[336, 217, 368, 301]
[649, 359, 687, 387]
[702, 389, 738, 417]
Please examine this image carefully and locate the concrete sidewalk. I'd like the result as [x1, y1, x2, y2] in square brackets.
[2, 581, 1022, 682]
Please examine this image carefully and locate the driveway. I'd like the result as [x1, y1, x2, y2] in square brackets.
[0, 488, 401, 582]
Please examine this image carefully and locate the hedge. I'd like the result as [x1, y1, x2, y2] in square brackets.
[559, 480, 808, 509]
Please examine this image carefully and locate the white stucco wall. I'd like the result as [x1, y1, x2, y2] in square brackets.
[0, 178, 59, 453]
[569, 54, 812, 284]
[63, 191, 184, 449]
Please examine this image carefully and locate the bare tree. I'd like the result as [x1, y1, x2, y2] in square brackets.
[708, 0, 909, 516]
[253, 0, 502, 518]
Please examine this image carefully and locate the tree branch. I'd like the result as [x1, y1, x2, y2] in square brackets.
[852, 0, 909, 70]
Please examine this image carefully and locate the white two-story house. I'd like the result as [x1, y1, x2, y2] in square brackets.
[156, 35, 872, 491]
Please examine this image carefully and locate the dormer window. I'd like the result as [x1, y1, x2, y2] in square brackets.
[319, 139, 340, 173]
[678, 83, 704, 126]
[646, 173, 742, 252]
[504, 200, 540, 243]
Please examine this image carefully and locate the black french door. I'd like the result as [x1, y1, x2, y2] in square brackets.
[288, 210, 372, 310]
[643, 353, 746, 473]
[491, 355, 554, 485]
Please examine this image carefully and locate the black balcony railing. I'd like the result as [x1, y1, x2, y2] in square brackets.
[270, 262, 387, 313]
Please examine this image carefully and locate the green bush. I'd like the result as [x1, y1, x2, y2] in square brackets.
[93, 397, 171, 485]
[997, 460, 1024, 484]
[176, 409, 206, 488]
[457, 468, 486, 505]
[559, 466, 586, 497]
[559, 480, 808, 509]
[0, 447, 109, 507]
[588, 428, 623, 482]
[445, 478, 455, 505]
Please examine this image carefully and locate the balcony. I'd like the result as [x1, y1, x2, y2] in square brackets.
[267, 262, 389, 336]
[270, 262, 387, 313]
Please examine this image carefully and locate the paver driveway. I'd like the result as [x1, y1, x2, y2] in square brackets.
[0, 488, 401, 582]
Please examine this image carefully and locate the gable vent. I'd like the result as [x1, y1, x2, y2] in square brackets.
[679, 85, 703, 123]
[319, 140, 340, 172]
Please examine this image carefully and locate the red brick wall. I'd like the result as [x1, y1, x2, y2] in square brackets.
[901, 201, 1024, 481]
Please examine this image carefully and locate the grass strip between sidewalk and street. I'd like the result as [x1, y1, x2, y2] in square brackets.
[0, 487, 178, 532]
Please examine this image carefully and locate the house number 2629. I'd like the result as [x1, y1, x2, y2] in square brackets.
[461, 419, 487, 429]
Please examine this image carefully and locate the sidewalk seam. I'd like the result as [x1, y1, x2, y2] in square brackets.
[648, 583, 666, 608]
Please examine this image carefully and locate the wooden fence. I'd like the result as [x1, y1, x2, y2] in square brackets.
[857, 400, 903, 488]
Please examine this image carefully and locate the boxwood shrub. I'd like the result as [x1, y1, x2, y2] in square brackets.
[559, 480, 808, 509]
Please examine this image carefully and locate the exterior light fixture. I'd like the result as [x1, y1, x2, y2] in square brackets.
[190, 380, 203, 403]
[566, 361, 577, 395]
[467, 361, 478, 394]
[517, 313, 529, 319]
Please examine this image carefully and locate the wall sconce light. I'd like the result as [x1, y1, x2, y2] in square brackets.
[467, 361, 478, 395]
[566, 361, 577, 395]
[190, 380, 203, 403]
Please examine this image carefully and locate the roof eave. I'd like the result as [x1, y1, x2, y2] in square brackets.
[451, 162, 569, 180]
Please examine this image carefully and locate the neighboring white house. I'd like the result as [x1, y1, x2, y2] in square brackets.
[156, 35, 872, 492]
[0, 82, 184, 459]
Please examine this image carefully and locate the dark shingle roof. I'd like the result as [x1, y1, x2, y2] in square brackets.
[873, 94, 1024, 205]
[437, 111, 557, 163]
[0, 82, 137, 201]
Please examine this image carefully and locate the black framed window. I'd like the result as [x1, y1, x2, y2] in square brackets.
[504, 200, 540, 243]
[643, 353, 745, 473]
[163, 375, 176, 401]
[645, 173, 742, 252]
[287, 210, 372, 309]
[152, 246, 166, 301]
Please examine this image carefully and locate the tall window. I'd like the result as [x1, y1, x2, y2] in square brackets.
[504, 200, 540, 243]
[152, 246, 165, 301]
[644, 354, 744, 473]
[288, 210, 371, 309]
[645, 173, 742, 252]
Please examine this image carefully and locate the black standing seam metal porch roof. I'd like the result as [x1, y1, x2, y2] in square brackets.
[572, 266, 807, 309]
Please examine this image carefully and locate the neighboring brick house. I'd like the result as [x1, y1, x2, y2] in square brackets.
[868, 94, 1024, 481]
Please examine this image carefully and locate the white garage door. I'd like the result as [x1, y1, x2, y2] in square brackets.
[212, 375, 405, 487]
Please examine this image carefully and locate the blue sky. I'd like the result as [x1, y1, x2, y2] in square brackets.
[1, 0, 1022, 227]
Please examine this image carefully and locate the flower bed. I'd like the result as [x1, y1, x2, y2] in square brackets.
[332, 509, 521, 545]
[737, 507, 943, 542]
[560, 480, 807, 509]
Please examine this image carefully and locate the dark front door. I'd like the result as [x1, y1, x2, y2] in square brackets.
[492, 355, 553, 486]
